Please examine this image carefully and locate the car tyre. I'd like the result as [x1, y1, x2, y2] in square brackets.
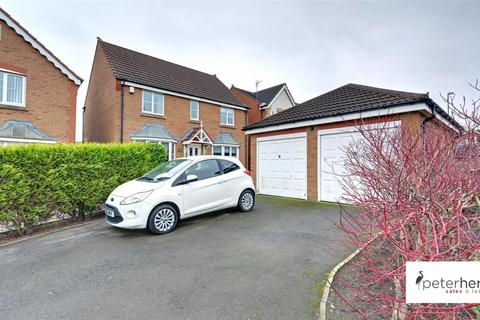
[147, 204, 179, 235]
[238, 189, 255, 212]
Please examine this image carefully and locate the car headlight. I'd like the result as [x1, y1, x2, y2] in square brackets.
[120, 191, 153, 205]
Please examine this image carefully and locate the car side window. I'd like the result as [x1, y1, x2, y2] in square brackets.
[186, 160, 222, 181]
[220, 160, 240, 174]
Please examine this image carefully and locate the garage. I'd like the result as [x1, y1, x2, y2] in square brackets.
[318, 129, 362, 202]
[257, 133, 307, 199]
[244, 83, 460, 202]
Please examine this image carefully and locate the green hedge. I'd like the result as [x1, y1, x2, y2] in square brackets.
[0, 143, 167, 235]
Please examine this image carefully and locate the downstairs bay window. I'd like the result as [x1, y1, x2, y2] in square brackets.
[134, 139, 176, 160]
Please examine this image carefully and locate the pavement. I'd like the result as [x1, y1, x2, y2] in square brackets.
[0, 196, 350, 320]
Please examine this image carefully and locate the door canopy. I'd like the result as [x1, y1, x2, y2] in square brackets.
[182, 127, 212, 145]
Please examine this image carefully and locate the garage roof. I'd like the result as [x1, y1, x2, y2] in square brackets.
[243, 83, 461, 131]
[98, 39, 245, 108]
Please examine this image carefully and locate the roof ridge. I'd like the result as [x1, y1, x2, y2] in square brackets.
[98, 38, 217, 79]
[347, 83, 428, 99]
[255, 83, 285, 94]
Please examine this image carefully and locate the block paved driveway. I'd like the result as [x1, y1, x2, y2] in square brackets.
[0, 196, 350, 320]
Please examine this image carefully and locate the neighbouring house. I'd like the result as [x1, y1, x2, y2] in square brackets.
[243, 83, 461, 202]
[230, 83, 296, 168]
[84, 38, 248, 162]
[0, 7, 82, 146]
[230, 83, 296, 124]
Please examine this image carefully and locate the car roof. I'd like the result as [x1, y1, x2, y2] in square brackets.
[176, 155, 243, 165]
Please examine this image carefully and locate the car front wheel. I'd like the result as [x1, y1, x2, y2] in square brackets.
[238, 189, 255, 212]
[147, 204, 179, 235]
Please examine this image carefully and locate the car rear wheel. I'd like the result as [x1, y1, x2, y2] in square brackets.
[147, 205, 179, 235]
[238, 189, 255, 212]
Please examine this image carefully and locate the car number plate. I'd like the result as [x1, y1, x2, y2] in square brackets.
[105, 208, 115, 217]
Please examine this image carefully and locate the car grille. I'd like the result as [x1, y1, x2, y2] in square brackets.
[104, 204, 124, 224]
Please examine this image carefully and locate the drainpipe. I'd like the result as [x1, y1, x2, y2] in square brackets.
[421, 100, 436, 158]
[120, 82, 125, 143]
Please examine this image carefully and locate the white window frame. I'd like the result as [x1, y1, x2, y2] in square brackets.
[190, 100, 200, 121]
[0, 69, 26, 107]
[220, 107, 234, 126]
[142, 90, 164, 116]
[132, 138, 176, 160]
[212, 145, 239, 158]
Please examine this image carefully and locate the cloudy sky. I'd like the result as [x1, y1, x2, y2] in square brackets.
[2, 0, 479, 141]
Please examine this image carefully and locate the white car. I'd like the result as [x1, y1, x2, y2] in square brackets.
[104, 156, 256, 234]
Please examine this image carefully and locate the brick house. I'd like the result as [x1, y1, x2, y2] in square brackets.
[84, 38, 248, 162]
[230, 83, 296, 124]
[243, 84, 461, 202]
[0, 8, 82, 145]
[230, 83, 296, 168]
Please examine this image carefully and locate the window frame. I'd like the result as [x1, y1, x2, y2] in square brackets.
[220, 107, 235, 126]
[142, 90, 165, 116]
[132, 138, 176, 161]
[212, 145, 239, 158]
[190, 100, 200, 121]
[0, 70, 26, 107]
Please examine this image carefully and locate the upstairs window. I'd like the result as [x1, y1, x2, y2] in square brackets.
[220, 107, 234, 126]
[190, 100, 199, 120]
[0, 71, 26, 107]
[142, 90, 164, 115]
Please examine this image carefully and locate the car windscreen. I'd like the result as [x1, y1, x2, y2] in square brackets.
[139, 159, 192, 181]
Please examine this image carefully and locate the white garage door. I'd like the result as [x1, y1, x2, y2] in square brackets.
[319, 131, 363, 203]
[257, 133, 307, 199]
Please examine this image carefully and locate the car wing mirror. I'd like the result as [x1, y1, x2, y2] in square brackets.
[185, 174, 198, 183]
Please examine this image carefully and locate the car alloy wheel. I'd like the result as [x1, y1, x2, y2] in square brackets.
[239, 190, 255, 212]
[148, 205, 178, 234]
[154, 208, 175, 232]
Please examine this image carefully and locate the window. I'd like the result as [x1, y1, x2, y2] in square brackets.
[220, 160, 240, 174]
[142, 90, 164, 115]
[212, 145, 239, 158]
[190, 100, 199, 120]
[213, 146, 222, 156]
[134, 139, 175, 160]
[220, 108, 234, 126]
[0, 71, 26, 106]
[186, 159, 221, 181]
[160, 142, 176, 161]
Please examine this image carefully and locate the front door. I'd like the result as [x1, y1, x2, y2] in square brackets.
[187, 144, 201, 157]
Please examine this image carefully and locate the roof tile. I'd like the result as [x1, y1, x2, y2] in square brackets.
[98, 39, 245, 108]
[244, 84, 459, 130]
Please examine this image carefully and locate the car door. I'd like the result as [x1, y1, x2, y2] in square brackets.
[219, 159, 243, 205]
[181, 159, 226, 216]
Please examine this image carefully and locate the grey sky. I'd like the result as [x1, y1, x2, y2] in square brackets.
[2, 0, 479, 141]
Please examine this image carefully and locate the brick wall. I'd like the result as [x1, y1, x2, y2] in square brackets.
[122, 88, 248, 164]
[230, 87, 261, 124]
[83, 43, 119, 143]
[0, 20, 78, 142]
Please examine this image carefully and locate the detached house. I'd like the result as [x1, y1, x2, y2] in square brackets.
[0, 8, 82, 145]
[231, 83, 296, 124]
[84, 39, 247, 162]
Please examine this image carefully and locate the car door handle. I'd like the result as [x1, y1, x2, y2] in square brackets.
[218, 179, 225, 184]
